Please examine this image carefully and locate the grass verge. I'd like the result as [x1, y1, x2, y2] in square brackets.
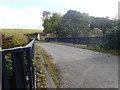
[36, 39, 48, 43]
[50, 42, 120, 56]
[38, 46, 60, 88]
[35, 46, 47, 88]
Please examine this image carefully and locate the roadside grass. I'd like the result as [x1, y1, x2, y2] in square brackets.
[38, 46, 60, 88]
[0, 28, 42, 36]
[87, 47, 119, 56]
[36, 39, 49, 43]
[50, 42, 119, 56]
[35, 46, 47, 88]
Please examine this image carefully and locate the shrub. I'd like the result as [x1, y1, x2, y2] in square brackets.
[2, 32, 28, 49]
[101, 26, 120, 50]
[2, 34, 14, 49]
[12, 33, 28, 47]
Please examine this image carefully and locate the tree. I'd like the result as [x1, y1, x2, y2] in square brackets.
[56, 10, 90, 37]
[42, 11, 51, 33]
[41, 10, 118, 38]
[90, 17, 118, 33]
[42, 11, 62, 33]
[49, 13, 62, 33]
[101, 26, 120, 50]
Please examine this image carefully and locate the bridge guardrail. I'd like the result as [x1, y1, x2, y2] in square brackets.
[1, 39, 35, 90]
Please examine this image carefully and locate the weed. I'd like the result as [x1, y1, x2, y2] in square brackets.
[35, 46, 47, 88]
[39, 47, 60, 88]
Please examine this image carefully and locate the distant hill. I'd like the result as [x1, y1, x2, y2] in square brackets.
[0, 28, 42, 36]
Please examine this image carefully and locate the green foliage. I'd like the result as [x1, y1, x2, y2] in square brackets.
[26, 33, 38, 39]
[42, 10, 117, 37]
[42, 11, 62, 33]
[56, 10, 90, 37]
[90, 17, 117, 33]
[6, 58, 13, 78]
[2, 34, 14, 49]
[2, 33, 28, 49]
[101, 26, 120, 50]
[12, 33, 28, 47]
[5, 54, 15, 88]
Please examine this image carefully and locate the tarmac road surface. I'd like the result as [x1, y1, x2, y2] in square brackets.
[37, 42, 118, 88]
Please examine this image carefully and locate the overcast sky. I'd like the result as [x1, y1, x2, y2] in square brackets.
[0, 0, 119, 29]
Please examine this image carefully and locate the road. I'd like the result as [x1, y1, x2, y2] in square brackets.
[36, 42, 118, 88]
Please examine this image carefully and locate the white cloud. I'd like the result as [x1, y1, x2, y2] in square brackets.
[0, 0, 119, 29]
[0, 5, 44, 29]
[24, 7, 47, 13]
[0, 0, 63, 3]
[62, 0, 119, 18]
[84, 0, 119, 18]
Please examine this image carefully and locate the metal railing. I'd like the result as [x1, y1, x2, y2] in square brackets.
[1, 39, 35, 90]
[46, 37, 104, 46]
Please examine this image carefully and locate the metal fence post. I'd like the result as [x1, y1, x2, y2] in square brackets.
[12, 51, 27, 89]
[2, 53, 9, 89]
[26, 49, 33, 90]
[2, 39, 35, 90]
